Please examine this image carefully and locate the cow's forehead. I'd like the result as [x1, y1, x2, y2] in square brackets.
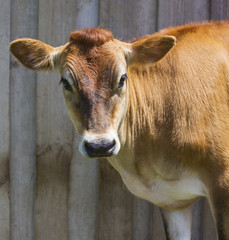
[67, 39, 125, 62]
[62, 40, 126, 87]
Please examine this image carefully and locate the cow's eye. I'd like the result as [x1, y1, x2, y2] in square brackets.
[60, 78, 73, 91]
[118, 73, 128, 88]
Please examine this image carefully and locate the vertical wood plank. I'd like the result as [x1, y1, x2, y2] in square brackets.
[74, 0, 99, 29]
[210, 0, 229, 20]
[152, 207, 166, 240]
[68, 1, 99, 240]
[96, 160, 133, 240]
[10, 1, 38, 239]
[157, 0, 209, 30]
[35, 1, 77, 240]
[191, 198, 204, 240]
[202, 199, 217, 240]
[131, 197, 153, 240]
[99, 0, 157, 40]
[0, 0, 10, 239]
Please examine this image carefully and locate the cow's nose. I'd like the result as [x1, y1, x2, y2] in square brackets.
[84, 139, 116, 158]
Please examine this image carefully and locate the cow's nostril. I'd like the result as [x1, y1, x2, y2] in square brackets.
[84, 139, 116, 157]
[84, 141, 96, 152]
[103, 139, 116, 152]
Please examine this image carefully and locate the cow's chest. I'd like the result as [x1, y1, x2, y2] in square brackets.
[108, 155, 206, 209]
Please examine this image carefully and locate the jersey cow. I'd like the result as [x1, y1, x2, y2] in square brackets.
[10, 21, 229, 240]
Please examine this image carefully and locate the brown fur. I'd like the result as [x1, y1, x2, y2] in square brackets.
[9, 38, 65, 70]
[9, 21, 229, 239]
[70, 28, 114, 47]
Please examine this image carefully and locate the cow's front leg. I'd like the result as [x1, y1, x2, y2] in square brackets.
[160, 206, 192, 240]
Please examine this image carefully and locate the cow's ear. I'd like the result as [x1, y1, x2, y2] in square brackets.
[126, 35, 176, 65]
[9, 38, 66, 70]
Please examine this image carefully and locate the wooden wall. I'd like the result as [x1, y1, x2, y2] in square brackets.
[0, 0, 228, 239]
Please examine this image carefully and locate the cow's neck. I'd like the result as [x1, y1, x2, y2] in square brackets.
[120, 65, 164, 148]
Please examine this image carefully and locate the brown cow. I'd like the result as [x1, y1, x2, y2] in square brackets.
[10, 21, 229, 240]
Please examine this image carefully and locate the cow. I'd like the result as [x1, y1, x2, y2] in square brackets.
[9, 21, 229, 240]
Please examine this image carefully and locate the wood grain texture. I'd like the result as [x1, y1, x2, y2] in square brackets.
[74, 0, 99, 29]
[152, 206, 166, 240]
[35, 1, 76, 239]
[96, 160, 132, 240]
[131, 197, 153, 240]
[202, 199, 217, 240]
[191, 198, 204, 240]
[68, 1, 99, 239]
[0, 0, 10, 239]
[157, 0, 209, 30]
[99, 0, 158, 40]
[0, 0, 10, 176]
[10, 1, 37, 239]
[211, 0, 229, 20]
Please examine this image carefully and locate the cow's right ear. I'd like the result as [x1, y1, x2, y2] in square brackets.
[9, 38, 66, 71]
[124, 34, 176, 65]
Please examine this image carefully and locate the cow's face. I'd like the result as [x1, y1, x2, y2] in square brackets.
[60, 39, 129, 157]
[9, 29, 175, 158]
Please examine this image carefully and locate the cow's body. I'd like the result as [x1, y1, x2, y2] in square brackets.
[10, 21, 229, 239]
[113, 22, 229, 210]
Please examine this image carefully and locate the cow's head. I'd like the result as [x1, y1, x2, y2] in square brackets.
[10, 28, 175, 158]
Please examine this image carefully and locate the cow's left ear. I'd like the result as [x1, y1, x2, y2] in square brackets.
[126, 35, 176, 65]
[10, 38, 66, 71]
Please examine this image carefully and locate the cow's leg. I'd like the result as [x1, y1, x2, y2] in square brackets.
[160, 206, 192, 240]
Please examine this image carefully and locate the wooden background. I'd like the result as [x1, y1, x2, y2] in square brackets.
[0, 0, 229, 239]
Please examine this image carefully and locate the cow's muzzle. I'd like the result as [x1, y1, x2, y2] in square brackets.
[79, 131, 121, 158]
